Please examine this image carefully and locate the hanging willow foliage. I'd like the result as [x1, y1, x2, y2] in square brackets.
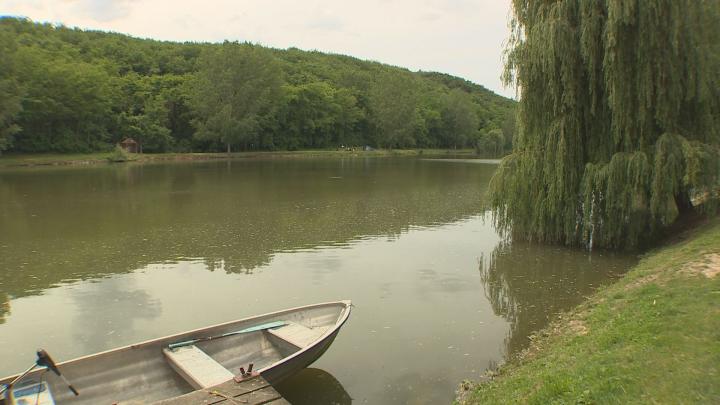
[489, 0, 720, 249]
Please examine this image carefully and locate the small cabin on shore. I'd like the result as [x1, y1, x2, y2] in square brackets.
[120, 138, 139, 153]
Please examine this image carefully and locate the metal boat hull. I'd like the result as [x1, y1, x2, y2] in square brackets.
[0, 301, 352, 404]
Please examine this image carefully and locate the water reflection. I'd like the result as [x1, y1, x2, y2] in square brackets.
[380, 371, 460, 405]
[0, 158, 637, 403]
[0, 158, 492, 299]
[70, 277, 161, 353]
[0, 292, 9, 324]
[275, 368, 352, 405]
[479, 240, 636, 356]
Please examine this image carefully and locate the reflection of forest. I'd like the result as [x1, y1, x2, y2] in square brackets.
[0, 158, 495, 299]
[0, 293, 9, 324]
[479, 240, 636, 356]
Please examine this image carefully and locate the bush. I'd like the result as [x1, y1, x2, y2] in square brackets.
[107, 145, 134, 162]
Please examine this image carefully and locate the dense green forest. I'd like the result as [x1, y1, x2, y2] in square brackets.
[0, 17, 515, 155]
[488, 0, 720, 250]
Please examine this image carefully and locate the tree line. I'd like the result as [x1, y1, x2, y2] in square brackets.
[0, 18, 516, 155]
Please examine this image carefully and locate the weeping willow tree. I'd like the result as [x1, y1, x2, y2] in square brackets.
[489, 0, 720, 249]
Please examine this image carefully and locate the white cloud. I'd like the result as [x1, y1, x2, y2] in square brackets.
[0, 0, 514, 97]
[55, 0, 139, 22]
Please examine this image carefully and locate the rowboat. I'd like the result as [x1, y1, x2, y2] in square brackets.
[0, 300, 352, 404]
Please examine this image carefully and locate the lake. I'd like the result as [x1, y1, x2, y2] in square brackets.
[0, 157, 636, 404]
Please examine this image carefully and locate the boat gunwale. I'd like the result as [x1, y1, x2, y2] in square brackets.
[0, 300, 352, 382]
[257, 300, 352, 376]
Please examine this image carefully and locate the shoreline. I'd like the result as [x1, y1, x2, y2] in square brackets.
[0, 149, 481, 168]
[457, 218, 720, 404]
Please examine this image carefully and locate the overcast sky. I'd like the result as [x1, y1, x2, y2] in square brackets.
[1, 0, 515, 98]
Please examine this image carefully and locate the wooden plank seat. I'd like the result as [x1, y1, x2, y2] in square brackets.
[163, 345, 234, 390]
[266, 321, 327, 349]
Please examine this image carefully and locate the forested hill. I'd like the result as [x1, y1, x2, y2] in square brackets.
[0, 17, 515, 154]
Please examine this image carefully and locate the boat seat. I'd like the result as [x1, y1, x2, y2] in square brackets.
[163, 345, 234, 390]
[266, 321, 326, 349]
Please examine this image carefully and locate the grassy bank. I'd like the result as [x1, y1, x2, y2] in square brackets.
[458, 219, 720, 404]
[0, 149, 478, 168]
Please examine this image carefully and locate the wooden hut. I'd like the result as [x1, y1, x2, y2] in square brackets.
[120, 138, 139, 153]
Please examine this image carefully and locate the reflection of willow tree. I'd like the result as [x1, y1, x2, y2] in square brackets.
[0, 159, 495, 299]
[479, 240, 635, 356]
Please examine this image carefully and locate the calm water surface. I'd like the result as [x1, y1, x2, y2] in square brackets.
[0, 157, 636, 404]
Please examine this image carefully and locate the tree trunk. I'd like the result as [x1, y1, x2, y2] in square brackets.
[226, 143, 231, 154]
[675, 191, 695, 217]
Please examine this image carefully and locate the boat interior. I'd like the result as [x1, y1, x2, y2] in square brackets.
[0, 302, 348, 405]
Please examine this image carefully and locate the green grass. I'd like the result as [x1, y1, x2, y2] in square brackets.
[459, 219, 720, 404]
[0, 148, 478, 167]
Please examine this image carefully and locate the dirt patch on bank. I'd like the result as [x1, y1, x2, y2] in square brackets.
[567, 319, 588, 335]
[681, 253, 720, 279]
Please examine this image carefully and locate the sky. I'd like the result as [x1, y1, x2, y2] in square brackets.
[0, 0, 516, 98]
